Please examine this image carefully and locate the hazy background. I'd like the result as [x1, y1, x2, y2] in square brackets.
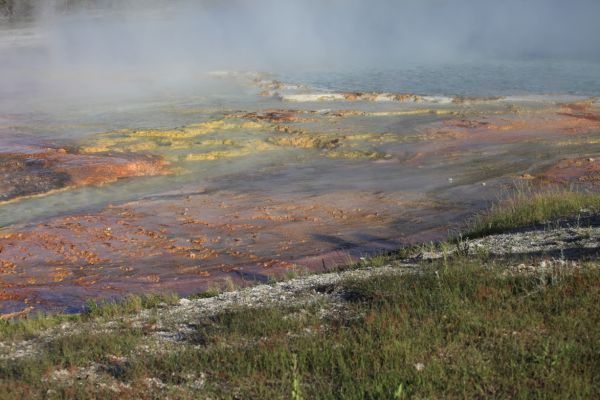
[1, 0, 599, 106]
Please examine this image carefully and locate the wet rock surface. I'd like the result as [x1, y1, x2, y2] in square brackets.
[0, 154, 70, 202]
[0, 189, 452, 316]
[1, 75, 599, 316]
[0, 143, 169, 203]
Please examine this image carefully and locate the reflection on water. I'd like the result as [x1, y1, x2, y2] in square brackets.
[1, 68, 600, 316]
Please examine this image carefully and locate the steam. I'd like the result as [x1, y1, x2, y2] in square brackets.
[1, 0, 599, 108]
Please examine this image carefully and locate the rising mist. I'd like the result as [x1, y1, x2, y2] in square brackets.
[1, 0, 599, 106]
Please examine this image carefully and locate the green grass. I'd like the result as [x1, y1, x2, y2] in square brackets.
[83, 292, 178, 319]
[469, 187, 600, 237]
[1, 255, 598, 399]
[0, 293, 177, 342]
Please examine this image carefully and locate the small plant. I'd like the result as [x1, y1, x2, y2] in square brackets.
[369, 254, 389, 268]
[223, 276, 237, 291]
[394, 245, 422, 260]
[455, 234, 470, 257]
[283, 264, 310, 280]
[291, 353, 303, 400]
[394, 383, 406, 399]
[439, 241, 451, 267]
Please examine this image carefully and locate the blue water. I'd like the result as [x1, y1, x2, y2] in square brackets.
[280, 60, 600, 97]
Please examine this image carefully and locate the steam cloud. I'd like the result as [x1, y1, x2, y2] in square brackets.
[1, 0, 599, 106]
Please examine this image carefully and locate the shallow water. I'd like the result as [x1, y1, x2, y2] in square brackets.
[1, 26, 600, 315]
[280, 60, 600, 97]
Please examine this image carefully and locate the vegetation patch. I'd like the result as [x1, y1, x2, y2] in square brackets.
[469, 186, 600, 237]
[1, 254, 598, 399]
[0, 293, 177, 342]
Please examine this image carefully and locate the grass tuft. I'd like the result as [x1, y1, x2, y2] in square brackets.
[469, 186, 600, 237]
[83, 293, 178, 319]
[0, 293, 178, 342]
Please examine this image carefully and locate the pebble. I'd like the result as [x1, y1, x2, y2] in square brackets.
[178, 298, 192, 306]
